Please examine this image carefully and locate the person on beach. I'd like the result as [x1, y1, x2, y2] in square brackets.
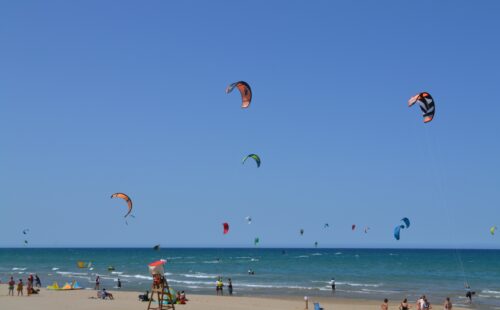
[35, 274, 41, 288]
[215, 279, 220, 295]
[399, 298, 410, 310]
[28, 274, 34, 286]
[27, 278, 33, 296]
[117, 278, 121, 289]
[330, 278, 336, 293]
[219, 278, 224, 296]
[228, 278, 233, 296]
[8, 277, 15, 296]
[417, 295, 426, 310]
[465, 283, 474, 304]
[381, 298, 389, 310]
[423, 297, 432, 310]
[17, 279, 24, 296]
[95, 276, 100, 290]
[443, 297, 452, 310]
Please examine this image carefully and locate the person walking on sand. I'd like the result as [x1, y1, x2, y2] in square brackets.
[17, 279, 24, 296]
[95, 276, 100, 290]
[381, 298, 389, 310]
[400, 298, 410, 310]
[8, 277, 15, 296]
[35, 274, 41, 288]
[228, 278, 233, 296]
[444, 297, 452, 310]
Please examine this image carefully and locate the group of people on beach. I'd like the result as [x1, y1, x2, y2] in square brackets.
[381, 296, 454, 310]
[215, 277, 233, 296]
[5, 274, 41, 296]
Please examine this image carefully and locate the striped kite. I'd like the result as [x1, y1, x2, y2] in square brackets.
[223, 222, 229, 234]
[408, 92, 435, 123]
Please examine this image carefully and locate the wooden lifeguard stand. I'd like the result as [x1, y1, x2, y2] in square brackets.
[147, 260, 175, 310]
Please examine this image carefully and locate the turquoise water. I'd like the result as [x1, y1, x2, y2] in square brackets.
[1, 248, 499, 309]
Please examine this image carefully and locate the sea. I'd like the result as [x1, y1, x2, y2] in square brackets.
[1, 248, 499, 309]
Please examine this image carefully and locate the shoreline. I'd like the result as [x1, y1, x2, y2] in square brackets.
[0, 284, 471, 310]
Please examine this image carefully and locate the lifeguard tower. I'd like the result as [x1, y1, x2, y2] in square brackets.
[147, 259, 175, 310]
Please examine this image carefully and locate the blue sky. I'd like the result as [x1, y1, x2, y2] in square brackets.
[1, 1, 499, 248]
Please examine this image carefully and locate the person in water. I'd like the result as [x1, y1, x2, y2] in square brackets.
[330, 278, 336, 293]
[95, 276, 100, 290]
[117, 278, 121, 289]
[381, 298, 389, 310]
[228, 278, 233, 296]
[443, 297, 452, 310]
[399, 298, 410, 310]
[465, 283, 475, 304]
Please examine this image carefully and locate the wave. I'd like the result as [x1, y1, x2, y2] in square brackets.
[119, 274, 152, 280]
[311, 253, 322, 256]
[56, 271, 88, 276]
[168, 279, 213, 286]
[335, 252, 342, 255]
[202, 260, 221, 264]
[111, 271, 124, 275]
[482, 290, 500, 295]
[182, 273, 217, 279]
[12, 267, 27, 271]
[337, 281, 381, 288]
[52, 267, 59, 271]
[294, 255, 309, 258]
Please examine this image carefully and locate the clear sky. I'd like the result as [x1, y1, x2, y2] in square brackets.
[1, 1, 499, 248]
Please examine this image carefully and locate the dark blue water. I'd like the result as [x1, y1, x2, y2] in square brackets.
[1, 248, 499, 308]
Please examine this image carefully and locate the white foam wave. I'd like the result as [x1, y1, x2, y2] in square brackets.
[12, 267, 27, 271]
[335, 252, 342, 255]
[482, 290, 500, 295]
[111, 271, 123, 275]
[337, 281, 381, 288]
[52, 267, 59, 271]
[203, 260, 221, 264]
[294, 255, 309, 258]
[56, 271, 88, 276]
[311, 253, 322, 256]
[183, 273, 217, 279]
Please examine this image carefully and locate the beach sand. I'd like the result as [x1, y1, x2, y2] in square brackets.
[0, 284, 468, 310]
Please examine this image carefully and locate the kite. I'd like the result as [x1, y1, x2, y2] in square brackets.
[352, 224, 356, 231]
[408, 92, 435, 123]
[22, 229, 30, 235]
[300, 229, 304, 235]
[223, 222, 229, 234]
[324, 223, 329, 228]
[226, 81, 252, 109]
[245, 216, 252, 224]
[254, 237, 259, 246]
[401, 218, 410, 229]
[242, 154, 261, 168]
[364, 227, 370, 234]
[491, 226, 497, 236]
[153, 244, 160, 251]
[314, 241, 318, 248]
[110, 193, 133, 218]
[394, 225, 405, 241]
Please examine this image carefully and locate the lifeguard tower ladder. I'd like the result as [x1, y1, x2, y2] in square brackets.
[147, 260, 175, 310]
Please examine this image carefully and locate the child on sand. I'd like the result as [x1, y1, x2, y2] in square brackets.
[444, 297, 452, 310]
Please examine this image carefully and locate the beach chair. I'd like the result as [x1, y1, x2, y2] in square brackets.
[314, 302, 324, 310]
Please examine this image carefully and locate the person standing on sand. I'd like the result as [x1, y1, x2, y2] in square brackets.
[228, 278, 233, 296]
[399, 298, 410, 310]
[381, 298, 389, 310]
[443, 297, 452, 310]
[8, 277, 15, 296]
[17, 279, 23, 296]
[117, 278, 122, 289]
[95, 276, 100, 290]
[35, 274, 41, 288]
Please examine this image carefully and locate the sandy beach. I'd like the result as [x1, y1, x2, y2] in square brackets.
[0, 284, 469, 310]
